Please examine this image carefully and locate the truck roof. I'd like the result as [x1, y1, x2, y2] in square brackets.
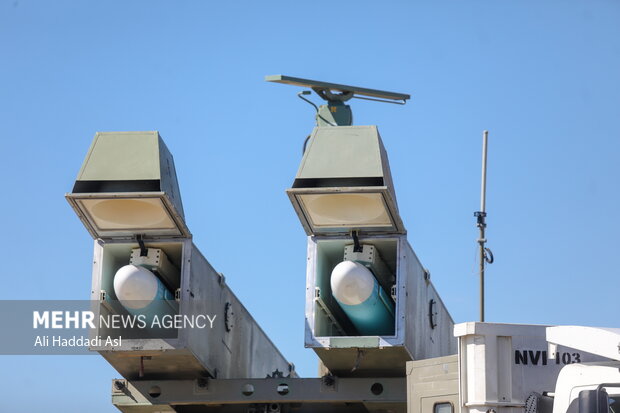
[546, 326, 620, 361]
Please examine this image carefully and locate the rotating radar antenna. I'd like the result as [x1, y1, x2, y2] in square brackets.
[265, 75, 410, 127]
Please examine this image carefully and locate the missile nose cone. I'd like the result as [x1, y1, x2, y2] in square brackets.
[113, 264, 159, 309]
[330, 260, 375, 305]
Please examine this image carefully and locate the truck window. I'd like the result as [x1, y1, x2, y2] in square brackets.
[434, 402, 453, 413]
[609, 394, 619, 413]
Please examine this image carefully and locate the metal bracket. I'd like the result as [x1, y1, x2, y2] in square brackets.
[225, 302, 234, 332]
[113, 377, 407, 408]
[428, 299, 438, 329]
[352, 94, 407, 105]
[312, 87, 354, 103]
[423, 268, 431, 282]
[139, 356, 152, 378]
[112, 379, 126, 394]
[194, 377, 209, 394]
[266, 369, 284, 379]
[315, 294, 347, 336]
[320, 374, 337, 392]
[474, 211, 487, 228]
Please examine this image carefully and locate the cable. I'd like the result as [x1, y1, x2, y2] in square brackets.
[136, 234, 148, 257]
[484, 247, 494, 264]
[297, 91, 337, 127]
[351, 230, 363, 253]
[297, 91, 319, 112]
[302, 135, 311, 155]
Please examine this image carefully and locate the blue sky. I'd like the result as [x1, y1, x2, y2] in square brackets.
[1, 1, 619, 411]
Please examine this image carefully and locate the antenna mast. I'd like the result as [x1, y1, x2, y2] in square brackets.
[474, 130, 493, 322]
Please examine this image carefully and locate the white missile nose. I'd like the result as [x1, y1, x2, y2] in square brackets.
[330, 260, 375, 305]
[113, 265, 158, 309]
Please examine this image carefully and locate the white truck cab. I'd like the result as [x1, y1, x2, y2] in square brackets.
[407, 323, 620, 413]
[546, 326, 620, 413]
[549, 362, 620, 413]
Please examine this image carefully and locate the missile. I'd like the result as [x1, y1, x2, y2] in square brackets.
[113, 264, 174, 319]
[330, 260, 394, 336]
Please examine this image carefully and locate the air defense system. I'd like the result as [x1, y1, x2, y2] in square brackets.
[100, 78, 618, 413]
[267, 75, 457, 377]
[66, 131, 295, 380]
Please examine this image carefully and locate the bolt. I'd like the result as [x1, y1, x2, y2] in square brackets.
[322, 375, 335, 387]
